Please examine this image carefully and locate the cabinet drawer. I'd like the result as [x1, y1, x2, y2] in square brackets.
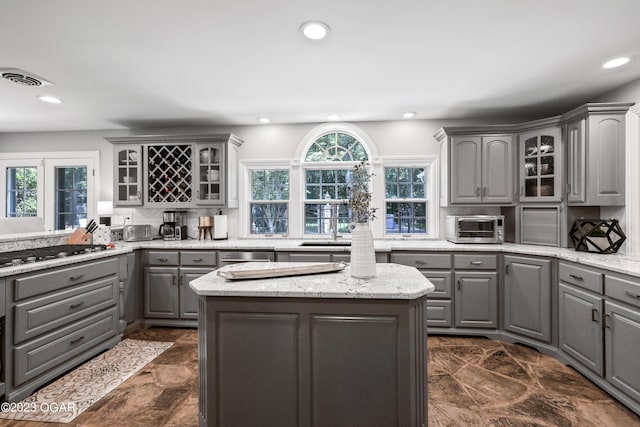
[143, 251, 180, 266]
[14, 276, 118, 344]
[14, 307, 118, 386]
[421, 271, 452, 299]
[13, 258, 118, 301]
[181, 251, 217, 267]
[453, 254, 497, 270]
[605, 274, 640, 309]
[559, 262, 602, 294]
[426, 301, 452, 328]
[390, 253, 451, 269]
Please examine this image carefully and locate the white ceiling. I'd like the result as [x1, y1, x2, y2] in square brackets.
[1, 0, 639, 132]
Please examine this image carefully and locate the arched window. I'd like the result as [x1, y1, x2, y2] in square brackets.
[302, 131, 372, 235]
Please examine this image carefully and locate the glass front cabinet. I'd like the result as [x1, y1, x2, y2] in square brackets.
[114, 145, 143, 206]
[518, 127, 562, 202]
[195, 143, 226, 205]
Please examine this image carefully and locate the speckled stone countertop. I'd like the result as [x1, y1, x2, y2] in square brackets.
[2, 238, 640, 278]
[189, 262, 435, 299]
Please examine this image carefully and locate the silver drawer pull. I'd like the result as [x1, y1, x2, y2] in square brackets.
[69, 274, 84, 281]
[470, 261, 483, 266]
[69, 301, 84, 309]
[70, 336, 85, 345]
[591, 308, 599, 323]
[625, 291, 640, 299]
[192, 258, 203, 262]
[157, 258, 169, 263]
[415, 260, 427, 266]
[569, 274, 584, 281]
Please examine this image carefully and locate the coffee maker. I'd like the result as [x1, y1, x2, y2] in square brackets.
[159, 211, 187, 240]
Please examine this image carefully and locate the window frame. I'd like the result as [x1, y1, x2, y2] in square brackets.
[381, 157, 439, 239]
[0, 151, 99, 231]
[239, 160, 292, 238]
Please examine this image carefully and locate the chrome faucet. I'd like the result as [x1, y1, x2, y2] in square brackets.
[330, 204, 340, 240]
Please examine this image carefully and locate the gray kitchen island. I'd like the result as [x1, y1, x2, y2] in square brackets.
[189, 262, 434, 427]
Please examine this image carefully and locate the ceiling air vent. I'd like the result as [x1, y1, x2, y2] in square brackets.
[0, 68, 53, 86]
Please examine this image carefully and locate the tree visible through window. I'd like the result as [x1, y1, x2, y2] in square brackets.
[385, 167, 427, 234]
[250, 169, 289, 234]
[55, 166, 88, 230]
[6, 167, 38, 217]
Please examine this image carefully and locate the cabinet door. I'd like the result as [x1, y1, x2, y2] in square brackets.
[566, 118, 586, 203]
[586, 114, 626, 206]
[605, 301, 640, 402]
[519, 127, 562, 202]
[195, 143, 226, 206]
[180, 268, 213, 319]
[454, 271, 498, 328]
[503, 255, 551, 342]
[450, 136, 482, 204]
[144, 267, 179, 319]
[558, 283, 603, 375]
[482, 136, 513, 203]
[113, 145, 143, 206]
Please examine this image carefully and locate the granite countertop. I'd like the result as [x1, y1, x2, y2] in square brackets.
[2, 238, 640, 278]
[189, 262, 435, 299]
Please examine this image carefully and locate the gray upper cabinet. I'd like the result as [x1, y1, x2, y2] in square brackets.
[112, 145, 143, 206]
[518, 126, 562, 202]
[106, 133, 243, 208]
[564, 103, 633, 206]
[447, 134, 513, 205]
[503, 255, 551, 342]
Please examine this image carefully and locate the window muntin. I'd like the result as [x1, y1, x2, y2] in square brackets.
[6, 166, 38, 217]
[384, 166, 427, 235]
[250, 169, 289, 234]
[304, 132, 368, 162]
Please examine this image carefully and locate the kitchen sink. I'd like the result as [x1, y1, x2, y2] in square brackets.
[299, 241, 351, 246]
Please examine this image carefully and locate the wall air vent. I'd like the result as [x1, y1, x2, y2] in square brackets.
[0, 68, 53, 86]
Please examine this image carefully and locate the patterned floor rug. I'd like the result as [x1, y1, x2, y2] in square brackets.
[0, 339, 173, 423]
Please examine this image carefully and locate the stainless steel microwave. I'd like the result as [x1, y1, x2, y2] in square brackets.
[446, 215, 504, 244]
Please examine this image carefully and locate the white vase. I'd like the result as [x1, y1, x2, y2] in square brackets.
[349, 222, 376, 279]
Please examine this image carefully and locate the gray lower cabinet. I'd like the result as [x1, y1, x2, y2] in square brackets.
[503, 255, 551, 342]
[558, 282, 604, 375]
[454, 254, 498, 329]
[390, 252, 453, 328]
[198, 296, 427, 427]
[605, 301, 640, 403]
[143, 250, 216, 325]
[4, 257, 121, 401]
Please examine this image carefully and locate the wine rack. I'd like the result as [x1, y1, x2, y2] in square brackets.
[146, 144, 193, 204]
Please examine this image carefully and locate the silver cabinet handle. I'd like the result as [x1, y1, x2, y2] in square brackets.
[569, 274, 583, 281]
[624, 291, 640, 299]
[69, 301, 84, 309]
[591, 308, 599, 323]
[69, 274, 84, 281]
[457, 280, 461, 291]
[70, 336, 85, 345]
[476, 187, 480, 197]
[172, 275, 177, 286]
[482, 187, 487, 197]
[192, 258, 203, 262]
[415, 260, 427, 266]
[157, 257, 169, 263]
[470, 261, 483, 266]
[604, 314, 611, 328]
[505, 264, 510, 275]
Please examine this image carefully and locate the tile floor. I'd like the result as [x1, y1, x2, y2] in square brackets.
[2, 328, 639, 426]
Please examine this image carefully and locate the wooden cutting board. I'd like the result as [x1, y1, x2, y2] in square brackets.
[217, 262, 346, 280]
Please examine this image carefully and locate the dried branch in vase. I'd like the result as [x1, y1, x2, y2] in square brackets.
[347, 161, 377, 223]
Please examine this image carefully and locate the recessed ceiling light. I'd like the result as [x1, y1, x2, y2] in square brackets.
[257, 117, 270, 124]
[402, 112, 417, 119]
[602, 57, 630, 69]
[327, 114, 342, 121]
[38, 95, 62, 104]
[300, 21, 330, 40]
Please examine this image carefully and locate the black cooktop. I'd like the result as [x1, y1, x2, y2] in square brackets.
[0, 244, 107, 268]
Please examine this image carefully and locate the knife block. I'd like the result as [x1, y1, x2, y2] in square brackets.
[66, 228, 93, 244]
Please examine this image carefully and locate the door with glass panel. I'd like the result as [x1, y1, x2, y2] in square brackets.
[519, 127, 562, 202]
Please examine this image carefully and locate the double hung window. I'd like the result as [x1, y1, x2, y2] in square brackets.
[249, 169, 289, 234]
[384, 166, 428, 235]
